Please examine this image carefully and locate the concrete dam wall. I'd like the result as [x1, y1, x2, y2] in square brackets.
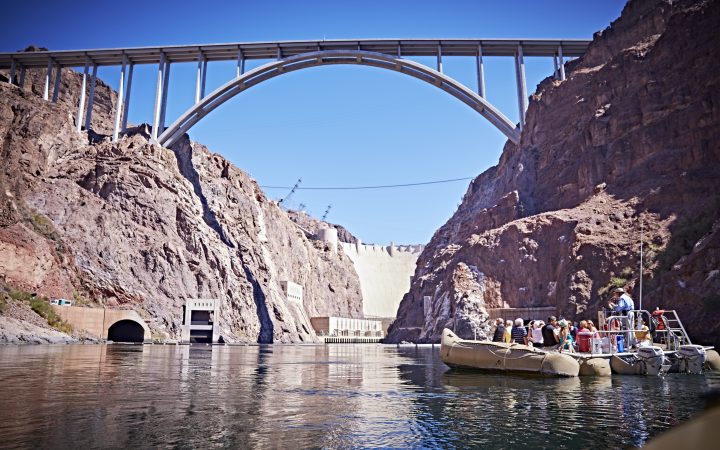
[339, 242, 423, 318]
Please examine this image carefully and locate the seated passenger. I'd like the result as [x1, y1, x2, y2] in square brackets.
[576, 320, 593, 352]
[542, 317, 560, 348]
[578, 320, 590, 333]
[558, 319, 575, 353]
[504, 320, 513, 343]
[492, 318, 505, 342]
[511, 318, 528, 345]
[587, 320, 599, 338]
[635, 324, 652, 347]
[531, 321, 544, 347]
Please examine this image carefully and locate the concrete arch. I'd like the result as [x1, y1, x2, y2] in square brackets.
[107, 319, 146, 343]
[158, 50, 521, 148]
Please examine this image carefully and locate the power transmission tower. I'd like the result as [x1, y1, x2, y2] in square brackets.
[279, 178, 302, 207]
[321, 204, 332, 221]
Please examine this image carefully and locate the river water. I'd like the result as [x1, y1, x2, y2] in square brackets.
[0, 344, 715, 449]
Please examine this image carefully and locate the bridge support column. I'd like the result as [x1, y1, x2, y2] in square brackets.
[200, 59, 207, 100]
[195, 54, 205, 103]
[476, 44, 485, 98]
[52, 64, 62, 103]
[121, 63, 134, 133]
[151, 53, 166, 141]
[236, 49, 245, 77]
[112, 55, 127, 143]
[75, 58, 89, 132]
[514, 44, 528, 129]
[159, 61, 171, 134]
[43, 58, 52, 100]
[9, 60, 15, 85]
[18, 66, 26, 88]
[84, 64, 97, 131]
[557, 45, 566, 81]
[436, 44, 443, 73]
[553, 54, 559, 79]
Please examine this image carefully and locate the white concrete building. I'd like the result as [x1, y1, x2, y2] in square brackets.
[310, 317, 383, 338]
[280, 280, 303, 304]
[181, 299, 220, 343]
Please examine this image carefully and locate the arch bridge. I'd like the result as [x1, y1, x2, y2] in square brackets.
[0, 39, 589, 146]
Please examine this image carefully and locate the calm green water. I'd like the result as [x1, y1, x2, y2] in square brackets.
[0, 344, 715, 449]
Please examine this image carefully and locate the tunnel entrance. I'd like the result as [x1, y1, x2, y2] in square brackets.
[107, 320, 145, 343]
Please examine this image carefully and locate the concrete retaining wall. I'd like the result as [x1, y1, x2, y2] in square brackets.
[486, 306, 557, 321]
[50, 305, 151, 341]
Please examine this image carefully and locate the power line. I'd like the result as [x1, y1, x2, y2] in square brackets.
[261, 176, 475, 191]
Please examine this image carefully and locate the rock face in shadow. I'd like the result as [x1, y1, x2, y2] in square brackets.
[387, 0, 720, 345]
[0, 65, 363, 343]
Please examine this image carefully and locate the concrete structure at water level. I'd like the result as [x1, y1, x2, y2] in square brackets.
[181, 299, 220, 344]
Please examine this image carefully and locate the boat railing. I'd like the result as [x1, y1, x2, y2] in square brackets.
[592, 309, 692, 352]
[648, 309, 691, 349]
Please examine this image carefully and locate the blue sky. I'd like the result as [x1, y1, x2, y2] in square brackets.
[2, 0, 626, 245]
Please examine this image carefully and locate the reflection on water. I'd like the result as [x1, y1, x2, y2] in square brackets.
[0, 344, 715, 449]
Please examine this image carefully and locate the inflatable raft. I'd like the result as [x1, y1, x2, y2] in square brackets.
[440, 328, 580, 377]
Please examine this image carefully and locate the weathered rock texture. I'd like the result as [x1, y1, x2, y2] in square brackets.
[387, 0, 720, 346]
[0, 63, 363, 343]
[287, 210, 359, 244]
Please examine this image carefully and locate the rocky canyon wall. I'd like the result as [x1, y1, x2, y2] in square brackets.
[0, 56, 363, 343]
[387, 0, 720, 346]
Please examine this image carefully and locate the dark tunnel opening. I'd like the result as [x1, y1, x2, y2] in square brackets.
[107, 320, 145, 343]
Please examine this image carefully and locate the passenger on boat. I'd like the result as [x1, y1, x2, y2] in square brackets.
[609, 288, 635, 315]
[531, 320, 544, 347]
[527, 320, 535, 346]
[576, 321, 593, 352]
[541, 317, 560, 348]
[587, 320, 599, 337]
[635, 324, 652, 347]
[578, 320, 590, 333]
[492, 318, 505, 342]
[609, 288, 637, 347]
[569, 321, 578, 341]
[504, 320, 513, 343]
[558, 319, 575, 353]
[511, 318, 528, 345]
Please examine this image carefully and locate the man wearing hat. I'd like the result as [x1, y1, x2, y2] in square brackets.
[609, 287, 635, 316]
[609, 287, 636, 347]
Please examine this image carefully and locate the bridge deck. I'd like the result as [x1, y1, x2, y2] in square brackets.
[0, 38, 590, 69]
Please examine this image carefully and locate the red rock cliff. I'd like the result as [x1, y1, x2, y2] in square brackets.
[0, 57, 363, 343]
[387, 0, 720, 345]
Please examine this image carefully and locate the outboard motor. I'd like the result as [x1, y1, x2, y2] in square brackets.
[677, 345, 707, 374]
[637, 346, 667, 375]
